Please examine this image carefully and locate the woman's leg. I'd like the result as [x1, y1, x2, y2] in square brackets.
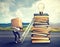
[13, 31, 17, 43]
[16, 32, 20, 41]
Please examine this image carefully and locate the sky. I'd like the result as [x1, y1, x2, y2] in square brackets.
[0, 0, 60, 24]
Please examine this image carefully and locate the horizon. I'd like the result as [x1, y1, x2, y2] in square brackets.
[0, 23, 60, 28]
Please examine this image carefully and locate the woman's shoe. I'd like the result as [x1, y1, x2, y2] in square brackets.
[15, 41, 18, 43]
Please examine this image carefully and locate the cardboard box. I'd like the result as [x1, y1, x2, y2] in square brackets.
[11, 18, 23, 27]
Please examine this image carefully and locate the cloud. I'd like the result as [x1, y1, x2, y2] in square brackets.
[14, 0, 40, 7]
[41, 0, 60, 23]
[0, 0, 40, 23]
[0, 0, 60, 24]
[0, 0, 40, 7]
[31, 0, 60, 24]
[0, 0, 16, 23]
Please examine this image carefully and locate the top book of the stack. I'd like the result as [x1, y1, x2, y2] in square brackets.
[34, 13, 49, 16]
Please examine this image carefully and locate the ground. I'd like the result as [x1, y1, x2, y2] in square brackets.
[0, 31, 60, 47]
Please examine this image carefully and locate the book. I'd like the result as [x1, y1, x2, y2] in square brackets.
[31, 37, 49, 40]
[32, 27, 49, 31]
[34, 22, 49, 25]
[32, 39, 50, 43]
[33, 24, 49, 27]
[34, 16, 49, 22]
[32, 31, 49, 34]
[31, 33, 48, 36]
[31, 34, 50, 38]
[34, 13, 49, 16]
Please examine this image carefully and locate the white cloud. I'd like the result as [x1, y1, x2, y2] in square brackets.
[0, 1, 16, 23]
[42, 0, 60, 23]
[31, 0, 60, 23]
[0, 0, 40, 23]
[15, 9, 23, 17]
[15, 7, 34, 23]
[0, 0, 60, 24]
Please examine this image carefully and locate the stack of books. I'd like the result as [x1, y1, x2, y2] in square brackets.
[31, 13, 50, 43]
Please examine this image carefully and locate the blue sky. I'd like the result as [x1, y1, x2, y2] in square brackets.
[0, 0, 60, 24]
